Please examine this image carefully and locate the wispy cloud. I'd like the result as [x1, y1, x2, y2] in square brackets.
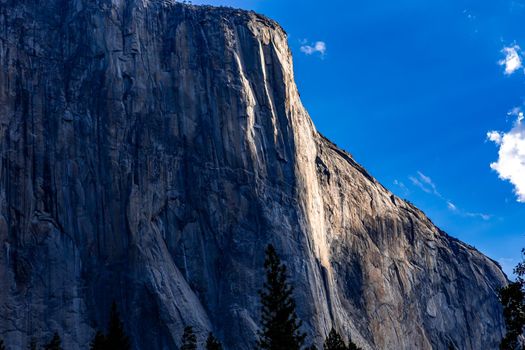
[409, 175, 429, 193]
[447, 201, 457, 211]
[487, 108, 525, 202]
[409, 171, 491, 220]
[300, 40, 327, 58]
[409, 171, 443, 198]
[393, 179, 410, 196]
[447, 200, 492, 220]
[499, 45, 523, 75]
[464, 212, 492, 221]
[417, 171, 441, 196]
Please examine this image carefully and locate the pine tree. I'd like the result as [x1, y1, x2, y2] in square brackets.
[500, 281, 525, 350]
[205, 332, 223, 350]
[323, 328, 346, 350]
[256, 244, 306, 350]
[500, 248, 525, 350]
[43, 333, 62, 350]
[181, 326, 197, 350]
[90, 331, 107, 350]
[346, 337, 362, 350]
[0, 339, 6, 350]
[105, 302, 130, 350]
[27, 338, 37, 350]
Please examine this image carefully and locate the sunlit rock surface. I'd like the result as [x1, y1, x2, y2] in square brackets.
[0, 1, 506, 349]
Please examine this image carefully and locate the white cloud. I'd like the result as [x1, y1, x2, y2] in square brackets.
[487, 113, 525, 202]
[300, 41, 326, 57]
[447, 201, 457, 211]
[499, 45, 523, 75]
[487, 130, 503, 144]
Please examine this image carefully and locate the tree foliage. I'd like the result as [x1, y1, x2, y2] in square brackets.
[322, 328, 361, 350]
[205, 333, 223, 350]
[90, 301, 130, 350]
[323, 328, 346, 350]
[181, 326, 197, 350]
[256, 244, 306, 350]
[106, 302, 131, 350]
[90, 331, 107, 350]
[346, 337, 362, 350]
[500, 248, 525, 350]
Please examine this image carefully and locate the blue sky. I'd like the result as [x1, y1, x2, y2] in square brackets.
[191, 0, 525, 276]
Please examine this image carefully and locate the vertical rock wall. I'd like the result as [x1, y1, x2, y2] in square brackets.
[0, 1, 506, 349]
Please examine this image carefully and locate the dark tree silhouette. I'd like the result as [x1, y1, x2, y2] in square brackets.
[90, 331, 107, 350]
[105, 302, 130, 350]
[346, 336, 362, 350]
[90, 301, 130, 350]
[43, 332, 62, 350]
[256, 244, 306, 350]
[205, 333, 223, 350]
[181, 326, 197, 350]
[323, 328, 346, 350]
[206, 332, 222, 350]
[0, 339, 6, 350]
[500, 248, 525, 350]
[323, 328, 361, 350]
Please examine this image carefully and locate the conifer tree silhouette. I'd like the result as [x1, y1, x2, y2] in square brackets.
[90, 301, 130, 350]
[256, 244, 306, 350]
[105, 302, 130, 350]
[323, 328, 346, 350]
[500, 248, 525, 350]
[181, 326, 197, 350]
[205, 332, 223, 350]
[346, 336, 362, 350]
[90, 331, 107, 350]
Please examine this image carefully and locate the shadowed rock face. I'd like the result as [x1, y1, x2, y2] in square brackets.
[0, 0, 506, 349]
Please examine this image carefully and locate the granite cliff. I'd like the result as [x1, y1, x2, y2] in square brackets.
[0, 0, 506, 349]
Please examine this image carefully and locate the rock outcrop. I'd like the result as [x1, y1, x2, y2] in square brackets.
[0, 1, 506, 349]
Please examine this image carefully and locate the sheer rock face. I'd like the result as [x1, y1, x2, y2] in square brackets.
[0, 1, 506, 349]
